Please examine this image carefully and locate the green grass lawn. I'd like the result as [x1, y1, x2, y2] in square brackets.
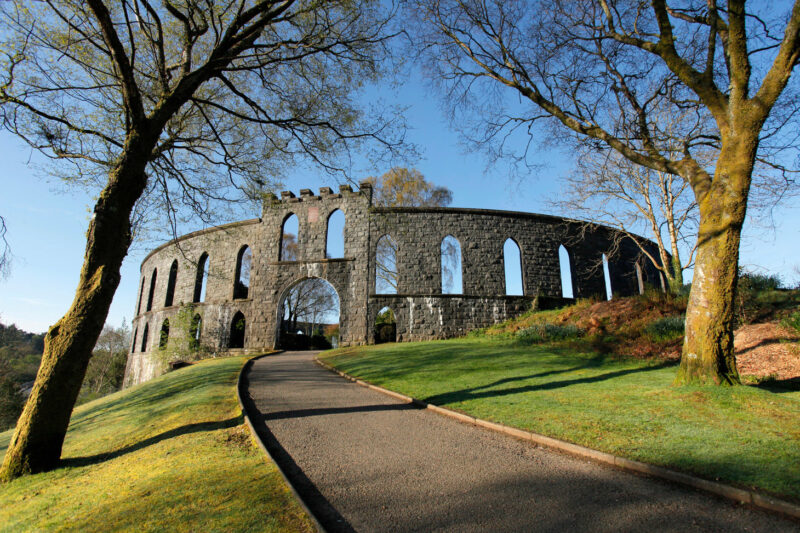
[0, 356, 314, 532]
[322, 338, 800, 501]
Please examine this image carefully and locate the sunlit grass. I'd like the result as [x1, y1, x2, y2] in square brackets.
[0, 356, 313, 532]
[322, 338, 800, 501]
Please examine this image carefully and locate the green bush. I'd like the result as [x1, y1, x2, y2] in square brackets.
[781, 310, 800, 335]
[645, 315, 685, 342]
[515, 323, 583, 344]
[738, 270, 783, 292]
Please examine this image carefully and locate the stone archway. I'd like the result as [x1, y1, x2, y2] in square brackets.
[275, 276, 341, 350]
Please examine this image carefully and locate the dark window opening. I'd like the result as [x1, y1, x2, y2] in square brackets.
[146, 268, 157, 311]
[193, 253, 209, 303]
[374, 306, 396, 344]
[230, 311, 246, 349]
[165, 260, 178, 307]
[140, 324, 149, 352]
[159, 319, 170, 349]
[234, 246, 252, 299]
[190, 314, 202, 349]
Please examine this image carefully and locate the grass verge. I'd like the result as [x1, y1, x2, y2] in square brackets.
[321, 338, 800, 502]
[0, 356, 314, 532]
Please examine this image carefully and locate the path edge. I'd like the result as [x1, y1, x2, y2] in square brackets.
[237, 353, 327, 533]
[314, 357, 800, 521]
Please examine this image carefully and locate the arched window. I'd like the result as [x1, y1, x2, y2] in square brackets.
[190, 314, 202, 349]
[602, 253, 613, 300]
[559, 245, 574, 298]
[635, 263, 645, 295]
[146, 268, 157, 311]
[375, 234, 398, 294]
[374, 306, 396, 344]
[230, 311, 245, 348]
[193, 253, 209, 303]
[140, 323, 149, 352]
[159, 319, 170, 349]
[280, 213, 299, 261]
[136, 276, 146, 315]
[234, 245, 252, 299]
[131, 326, 138, 353]
[164, 260, 178, 307]
[441, 235, 462, 294]
[504, 238, 523, 296]
[326, 209, 345, 258]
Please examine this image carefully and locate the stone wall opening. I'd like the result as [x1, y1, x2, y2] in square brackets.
[230, 311, 246, 348]
[441, 235, 462, 294]
[140, 323, 149, 352]
[281, 213, 299, 261]
[326, 209, 345, 259]
[375, 234, 398, 294]
[559, 245, 574, 299]
[165, 260, 178, 307]
[504, 238, 523, 296]
[146, 268, 157, 311]
[278, 277, 340, 350]
[602, 253, 613, 300]
[374, 306, 396, 344]
[159, 319, 170, 349]
[193, 252, 209, 303]
[234, 245, 252, 299]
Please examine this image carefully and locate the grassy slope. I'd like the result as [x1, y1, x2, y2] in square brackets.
[322, 338, 800, 501]
[0, 356, 313, 532]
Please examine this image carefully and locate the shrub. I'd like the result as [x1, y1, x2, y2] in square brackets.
[515, 323, 583, 344]
[739, 270, 783, 292]
[781, 310, 800, 335]
[645, 315, 685, 342]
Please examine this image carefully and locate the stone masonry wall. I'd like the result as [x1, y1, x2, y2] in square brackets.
[124, 182, 664, 387]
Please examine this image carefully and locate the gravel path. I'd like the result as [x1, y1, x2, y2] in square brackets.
[243, 351, 798, 532]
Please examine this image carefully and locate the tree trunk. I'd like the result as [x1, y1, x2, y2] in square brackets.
[674, 143, 753, 385]
[1, 143, 149, 480]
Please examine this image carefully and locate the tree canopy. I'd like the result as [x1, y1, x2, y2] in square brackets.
[413, 0, 800, 385]
[0, 0, 404, 480]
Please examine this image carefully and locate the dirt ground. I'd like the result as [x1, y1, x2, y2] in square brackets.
[734, 322, 800, 381]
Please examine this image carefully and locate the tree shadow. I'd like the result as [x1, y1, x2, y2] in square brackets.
[423, 362, 674, 405]
[753, 376, 800, 394]
[61, 416, 242, 468]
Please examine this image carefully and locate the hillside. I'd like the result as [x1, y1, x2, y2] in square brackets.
[0, 356, 313, 532]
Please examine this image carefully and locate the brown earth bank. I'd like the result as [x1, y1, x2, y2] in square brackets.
[490, 291, 800, 382]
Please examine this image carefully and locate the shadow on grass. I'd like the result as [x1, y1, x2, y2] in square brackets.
[753, 376, 800, 394]
[423, 362, 674, 405]
[61, 416, 242, 468]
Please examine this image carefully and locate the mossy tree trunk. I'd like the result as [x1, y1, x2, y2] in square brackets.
[0, 138, 151, 480]
[674, 136, 756, 385]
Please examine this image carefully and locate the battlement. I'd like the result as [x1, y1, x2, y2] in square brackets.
[262, 181, 373, 212]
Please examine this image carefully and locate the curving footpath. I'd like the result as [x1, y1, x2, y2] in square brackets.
[241, 351, 798, 532]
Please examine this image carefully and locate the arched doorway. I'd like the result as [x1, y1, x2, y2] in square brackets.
[277, 277, 340, 350]
[374, 306, 396, 344]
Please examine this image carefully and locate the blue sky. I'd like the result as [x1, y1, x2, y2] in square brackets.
[1, 77, 798, 333]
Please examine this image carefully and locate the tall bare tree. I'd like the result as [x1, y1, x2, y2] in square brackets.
[413, 0, 800, 385]
[0, 215, 10, 279]
[0, 0, 402, 479]
[558, 149, 699, 293]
